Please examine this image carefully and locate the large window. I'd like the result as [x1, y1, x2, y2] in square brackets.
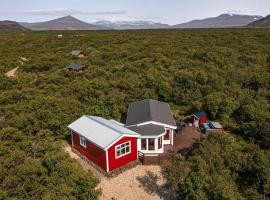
[141, 139, 147, 150]
[115, 141, 131, 158]
[158, 136, 162, 149]
[148, 138, 155, 151]
[164, 129, 170, 140]
[80, 136, 87, 148]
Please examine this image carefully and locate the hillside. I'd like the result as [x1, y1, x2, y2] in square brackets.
[20, 15, 106, 30]
[0, 20, 28, 31]
[247, 15, 270, 27]
[0, 29, 270, 199]
[173, 14, 263, 28]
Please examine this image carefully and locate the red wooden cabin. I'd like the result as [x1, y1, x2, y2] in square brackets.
[68, 116, 139, 173]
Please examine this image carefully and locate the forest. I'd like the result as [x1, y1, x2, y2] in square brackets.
[0, 28, 270, 199]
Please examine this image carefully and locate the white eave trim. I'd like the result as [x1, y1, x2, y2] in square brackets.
[132, 121, 177, 129]
[139, 132, 166, 138]
[104, 134, 139, 150]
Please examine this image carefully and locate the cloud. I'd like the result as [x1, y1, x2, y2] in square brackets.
[21, 8, 126, 16]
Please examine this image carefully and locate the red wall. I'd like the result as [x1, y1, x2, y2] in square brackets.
[200, 116, 207, 125]
[72, 131, 107, 171]
[107, 137, 138, 172]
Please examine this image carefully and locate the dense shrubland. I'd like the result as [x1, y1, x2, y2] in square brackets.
[163, 133, 270, 200]
[0, 28, 269, 199]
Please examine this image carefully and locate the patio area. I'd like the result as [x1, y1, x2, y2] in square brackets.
[141, 126, 202, 165]
[172, 126, 202, 155]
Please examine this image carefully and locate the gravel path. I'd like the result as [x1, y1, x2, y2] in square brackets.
[63, 143, 176, 200]
[100, 165, 176, 200]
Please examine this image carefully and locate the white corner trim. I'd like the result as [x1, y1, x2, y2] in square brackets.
[70, 130, 74, 147]
[106, 150, 109, 173]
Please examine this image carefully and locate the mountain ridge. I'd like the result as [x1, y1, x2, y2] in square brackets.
[15, 14, 268, 30]
[247, 15, 270, 27]
[173, 14, 263, 28]
[0, 20, 28, 31]
[20, 15, 107, 30]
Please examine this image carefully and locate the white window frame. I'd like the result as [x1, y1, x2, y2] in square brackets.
[80, 135, 87, 148]
[115, 141, 131, 159]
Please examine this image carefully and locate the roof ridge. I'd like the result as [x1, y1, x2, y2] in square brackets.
[148, 99, 154, 121]
[87, 116, 121, 134]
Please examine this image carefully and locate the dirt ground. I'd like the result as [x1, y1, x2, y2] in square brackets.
[5, 67, 19, 77]
[63, 144, 176, 200]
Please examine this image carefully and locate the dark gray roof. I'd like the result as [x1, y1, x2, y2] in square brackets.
[127, 124, 165, 136]
[126, 99, 177, 127]
[65, 64, 85, 71]
[194, 111, 207, 118]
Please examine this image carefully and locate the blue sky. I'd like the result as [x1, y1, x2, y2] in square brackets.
[0, 0, 269, 25]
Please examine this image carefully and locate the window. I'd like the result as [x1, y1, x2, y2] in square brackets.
[148, 138, 155, 151]
[80, 136, 87, 148]
[115, 141, 131, 158]
[158, 136, 162, 149]
[141, 139, 147, 150]
[164, 129, 170, 140]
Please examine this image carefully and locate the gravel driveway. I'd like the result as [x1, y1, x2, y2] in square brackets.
[63, 144, 176, 200]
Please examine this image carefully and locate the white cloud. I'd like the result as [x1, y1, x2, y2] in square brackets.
[20, 8, 126, 16]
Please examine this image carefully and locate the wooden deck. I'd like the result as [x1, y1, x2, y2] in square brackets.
[140, 126, 202, 165]
[171, 126, 202, 155]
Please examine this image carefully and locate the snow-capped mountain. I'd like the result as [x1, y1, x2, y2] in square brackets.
[93, 20, 170, 30]
[172, 14, 263, 28]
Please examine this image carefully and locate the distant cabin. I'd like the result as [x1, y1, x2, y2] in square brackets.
[70, 50, 87, 58]
[65, 64, 86, 71]
[191, 111, 207, 128]
[57, 34, 63, 38]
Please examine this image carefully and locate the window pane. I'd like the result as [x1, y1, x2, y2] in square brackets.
[117, 150, 121, 157]
[141, 139, 146, 150]
[121, 148, 125, 154]
[148, 138, 155, 151]
[80, 136, 86, 147]
[164, 129, 170, 140]
[126, 146, 130, 153]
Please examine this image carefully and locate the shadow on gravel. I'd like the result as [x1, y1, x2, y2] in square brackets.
[136, 170, 176, 200]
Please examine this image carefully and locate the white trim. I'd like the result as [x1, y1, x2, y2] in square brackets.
[132, 121, 177, 129]
[106, 150, 109, 172]
[115, 141, 131, 159]
[139, 132, 166, 139]
[70, 130, 74, 147]
[104, 134, 138, 150]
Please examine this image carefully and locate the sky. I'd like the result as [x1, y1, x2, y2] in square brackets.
[0, 0, 270, 25]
